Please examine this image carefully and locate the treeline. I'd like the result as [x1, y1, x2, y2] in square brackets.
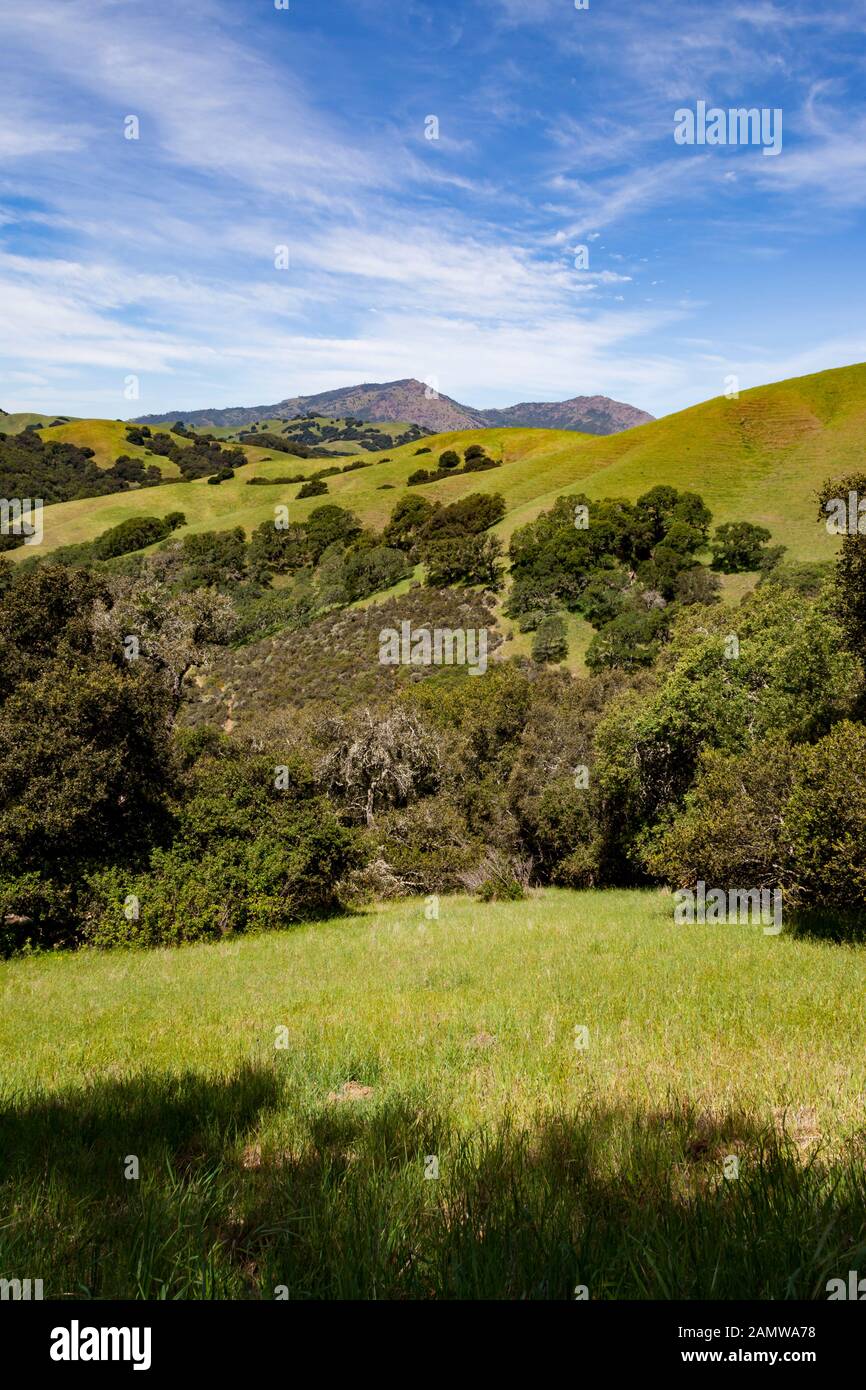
[408, 442, 501, 486]
[506, 484, 793, 670]
[23, 491, 507, 644]
[0, 432, 163, 545]
[1, 471, 863, 954]
[278, 415, 429, 452]
[124, 425, 246, 480]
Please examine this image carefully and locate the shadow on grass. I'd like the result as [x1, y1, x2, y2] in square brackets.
[787, 908, 866, 945]
[2, 1066, 866, 1300]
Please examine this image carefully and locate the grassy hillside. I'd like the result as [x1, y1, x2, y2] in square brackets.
[13, 362, 866, 565]
[41, 418, 188, 477]
[2, 888, 865, 1299]
[0, 411, 78, 434]
[204, 415, 425, 451]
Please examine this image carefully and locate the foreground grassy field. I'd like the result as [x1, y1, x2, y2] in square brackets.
[12, 360, 866, 563]
[2, 890, 866, 1299]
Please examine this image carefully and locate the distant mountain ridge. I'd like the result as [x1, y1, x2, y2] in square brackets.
[134, 378, 654, 436]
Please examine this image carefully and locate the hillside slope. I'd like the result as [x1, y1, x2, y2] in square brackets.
[16, 362, 866, 565]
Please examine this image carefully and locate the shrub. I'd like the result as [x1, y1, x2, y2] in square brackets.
[0, 873, 78, 956]
[376, 797, 480, 896]
[423, 535, 504, 589]
[247, 474, 307, 486]
[82, 746, 368, 947]
[784, 721, 866, 910]
[710, 521, 775, 573]
[579, 566, 631, 626]
[585, 607, 667, 671]
[420, 493, 505, 539]
[305, 504, 363, 562]
[646, 741, 800, 892]
[385, 495, 436, 549]
[460, 848, 532, 902]
[531, 614, 568, 664]
[181, 528, 247, 587]
[298, 479, 328, 499]
[463, 455, 500, 473]
[94, 515, 174, 559]
[675, 565, 722, 606]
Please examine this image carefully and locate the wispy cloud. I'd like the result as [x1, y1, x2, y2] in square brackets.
[0, 0, 864, 418]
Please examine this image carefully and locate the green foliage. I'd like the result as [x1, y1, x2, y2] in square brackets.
[784, 721, 866, 909]
[647, 741, 800, 891]
[531, 613, 568, 664]
[372, 797, 480, 896]
[674, 565, 722, 606]
[0, 432, 154, 530]
[818, 472, 866, 668]
[181, 528, 247, 587]
[710, 520, 775, 572]
[384, 495, 436, 550]
[249, 520, 310, 579]
[423, 534, 504, 589]
[585, 606, 667, 672]
[757, 559, 831, 595]
[237, 432, 329, 458]
[593, 586, 861, 878]
[305, 504, 362, 561]
[94, 514, 175, 560]
[419, 492, 506, 540]
[579, 565, 631, 626]
[0, 566, 177, 949]
[297, 479, 328, 499]
[508, 487, 718, 626]
[83, 744, 368, 948]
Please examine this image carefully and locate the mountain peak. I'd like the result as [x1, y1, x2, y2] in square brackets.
[135, 379, 654, 435]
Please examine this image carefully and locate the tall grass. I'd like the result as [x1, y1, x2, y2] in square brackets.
[2, 889, 866, 1299]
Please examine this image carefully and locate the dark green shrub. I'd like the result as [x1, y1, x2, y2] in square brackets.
[298, 479, 328, 499]
[82, 746, 368, 947]
[94, 515, 174, 559]
[532, 614, 568, 664]
[784, 721, 866, 909]
[710, 521, 775, 573]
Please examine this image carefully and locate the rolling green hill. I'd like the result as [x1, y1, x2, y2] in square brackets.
[43, 418, 187, 477]
[0, 411, 78, 434]
[10, 362, 865, 565]
[203, 415, 428, 454]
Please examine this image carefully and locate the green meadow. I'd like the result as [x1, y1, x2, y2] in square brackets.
[13, 360, 866, 563]
[2, 890, 865, 1300]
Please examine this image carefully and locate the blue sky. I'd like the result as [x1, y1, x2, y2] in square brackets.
[1, 0, 865, 420]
